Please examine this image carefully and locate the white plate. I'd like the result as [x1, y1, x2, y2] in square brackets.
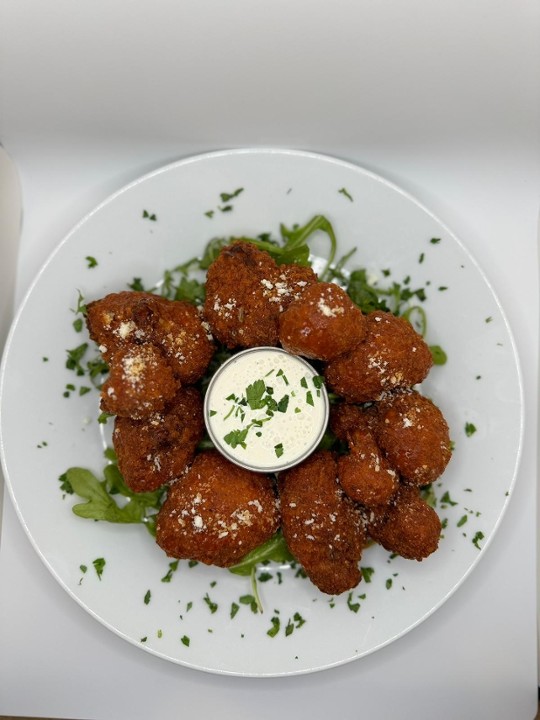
[0, 148, 523, 676]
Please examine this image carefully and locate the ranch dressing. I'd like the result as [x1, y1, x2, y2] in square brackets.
[204, 347, 329, 473]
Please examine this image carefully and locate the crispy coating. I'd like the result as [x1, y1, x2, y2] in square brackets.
[155, 451, 280, 567]
[373, 389, 452, 486]
[324, 311, 433, 402]
[86, 291, 155, 363]
[279, 282, 367, 361]
[203, 241, 317, 348]
[144, 298, 214, 384]
[100, 344, 179, 419]
[113, 387, 205, 493]
[337, 427, 398, 508]
[366, 485, 441, 560]
[86, 291, 214, 384]
[279, 451, 365, 595]
[329, 402, 377, 442]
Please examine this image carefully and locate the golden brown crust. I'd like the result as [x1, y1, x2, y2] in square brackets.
[329, 402, 377, 442]
[203, 241, 317, 348]
[86, 291, 214, 385]
[279, 451, 365, 595]
[337, 428, 398, 508]
[100, 344, 179, 419]
[86, 291, 156, 362]
[324, 311, 433, 402]
[279, 282, 367, 361]
[155, 451, 280, 567]
[373, 389, 452, 486]
[113, 387, 205, 493]
[366, 485, 441, 560]
[144, 299, 214, 384]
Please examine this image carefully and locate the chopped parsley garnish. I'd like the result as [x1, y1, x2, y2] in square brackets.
[277, 395, 289, 413]
[239, 594, 259, 614]
[220, 188, 244, 202]
[347, 592, 360, 613]
[245, 379, 267, 410]
[180, 635, 190, 647]
[465, 422, 477, 437]
[440, 491, 458, 507]
[128, 277, 146, 291]
[472, 531, 485, 549]
[93, 557, 106, 580]
[274, 443, 284, 458]
[65, 343, 89, 376]
[223, 428, 249, 449]
[161, 560, 179, 583]
[267, 616, 280, 637]
[361, 566, 374, 583]
[203, 593, 218, 614]
[276, 368, 289, 385]
[85, 256, 98, 268]
[144, 590, 151, 605]
[430, 345, 448, 365]
[338, 187, 353, 201]
[142, 210, 157, 221]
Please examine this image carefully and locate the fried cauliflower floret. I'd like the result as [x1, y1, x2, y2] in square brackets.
[324, 310, 433, 402]
[86, 291, 214, 384]
[279, 451, 365, 595]
[203, 241, 317, 348]
[329, 402, 377, 442]
[100, 343, 179, 419]
[279, 282, 367, 361]
[337, 427, 398, 509]
[155, 451, 280, 567]
[144, 299, 214, 384]
[373, 389, 452, 486]
[113, 387, 205, 493]
[366, 485, 441, 560]
[86, 291, 156, 362]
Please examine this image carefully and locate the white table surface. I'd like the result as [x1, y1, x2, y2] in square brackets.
[1, 2, 539, 718]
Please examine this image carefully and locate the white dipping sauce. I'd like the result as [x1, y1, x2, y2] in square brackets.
[204, 347, 329, 473]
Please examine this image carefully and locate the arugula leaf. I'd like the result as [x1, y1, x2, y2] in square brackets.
[66, 465, 164, 532]
[346, 269, 389, 313]
[68, 467, 142, 523]
[279, 215, 337, 279]
[228, 531, 295, 576]
[102, 463, 163, 509]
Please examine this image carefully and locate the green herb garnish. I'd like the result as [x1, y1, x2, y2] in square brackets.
[93, 557, 106, 580]
[64, 463, 164, 534]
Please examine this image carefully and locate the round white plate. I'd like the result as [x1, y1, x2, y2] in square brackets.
[0, 149, 523, 676]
